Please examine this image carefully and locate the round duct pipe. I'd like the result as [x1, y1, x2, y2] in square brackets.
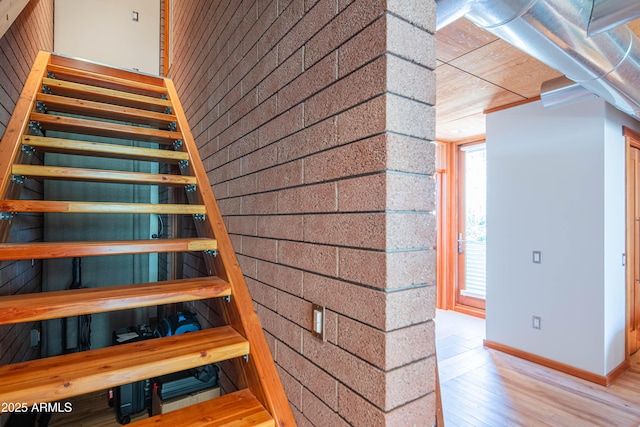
[436, 0, 640, 118]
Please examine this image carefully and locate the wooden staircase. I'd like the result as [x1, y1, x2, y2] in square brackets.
[0, 51, 295, 426]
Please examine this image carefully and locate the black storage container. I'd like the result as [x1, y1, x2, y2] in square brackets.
[112, 325, 155, 424]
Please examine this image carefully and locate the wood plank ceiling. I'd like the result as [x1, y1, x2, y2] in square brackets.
[436, 18, 640, 142]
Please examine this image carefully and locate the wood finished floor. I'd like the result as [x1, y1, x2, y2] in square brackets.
[436, 309, 640, 427]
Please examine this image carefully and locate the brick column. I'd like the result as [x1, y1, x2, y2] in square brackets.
[171, 1, 437, 425]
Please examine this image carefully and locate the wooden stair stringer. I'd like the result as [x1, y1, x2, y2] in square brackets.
[0, 51, 52, 243]
[165, 78, 295, 426]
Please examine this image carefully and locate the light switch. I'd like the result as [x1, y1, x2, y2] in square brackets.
[533, 251, 541, 264]
[311, 304, 325, 341]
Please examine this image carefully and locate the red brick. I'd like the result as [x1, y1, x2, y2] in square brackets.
[304, 273, 386, 329]
[246, 276, 278, 310]
[304, 56, 385, 126]
[338, 15, 386, 78]
[338, 247, 386, 288]
[277, 182, 337, 214]
[241, 192, 277, 215]
[256, 260, 304, 296]
[386, 249, 436, 289]
[217, 196, 241, 216]
[278, 0, 335, 61]
[257, 304, 303, 351]
[228, 129, 259, 161]
[241, 143, 278, 175]
[337, 316, 386, 368]
[387, 14, 436, 69]
[336, 95, 386, 145]
[387, 173, 436, 212]
[386, 284, 436, 330]
[278, 240, 337, 276]
[387, 93, 436, 141]
[227, 215, 257, 236]
[304, 135, 387, 184]
[304, 213, 386, 249]
[277, 290, 312, 328]
[303, 331, 386, 408]
[301, 387, 349, 427]
[304, 0, 386, 68]
[277, 365, 303, 410]
[278, 51, 337, 113]
[388, 54, 436, 105]
[241, 235, 278, 262]
[387, 133, 436, 175]
[386, 321, 436, 370]
[257, 160, 303, 192]
[236, 254, 257, 277]
[337, 173, 386, 212]
[257, 215, 304, 241]
[246, 93, 278, 135]
[229, 86, 258, 126]
[242, 47, 278, 94]
[277, 344, 339, 410]
[276, 116, 338, 163]
[227, 173, 258, 198]
[387, 212, 436, 250]
[259, 103, 304, 146]
[258, 48, 304, 103]
[257, 0, 304, 59]
[386, 357, 435, 409]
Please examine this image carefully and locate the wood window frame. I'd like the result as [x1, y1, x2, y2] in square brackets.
[625, 126, 640, 359]
[436, 137, 486, 318]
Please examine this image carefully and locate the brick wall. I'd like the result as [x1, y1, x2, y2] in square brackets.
[0, 0, 53, 365]
[171, 1, 437, 425]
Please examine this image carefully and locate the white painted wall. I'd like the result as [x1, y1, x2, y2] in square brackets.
[485, 98, 637, 376]
[54, 0, 160, 75]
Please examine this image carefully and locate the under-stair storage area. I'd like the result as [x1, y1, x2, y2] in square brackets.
[0, 51, 293, 427]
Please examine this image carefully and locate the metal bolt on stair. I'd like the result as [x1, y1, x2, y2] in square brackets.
[41, 85, 51, 94]
[161, 94, 168, 100]
[224, 295, 231, 303]
[28, 121, 43, 136]
[21, 145, 35, 156]
[11, 175, 25, 185]
[178, 160, 189, 170]
[193, 214, 205, 221]
[173, 139, 183, 150]
[0, 212, 14, 220]
[203, 249, 218, 257]
[164, 107, 173, 114]
[168, 122, 177, 132]
[46, 71, 56, 79]
[185, 184, 196, 193]
[36, 101, 47, 114]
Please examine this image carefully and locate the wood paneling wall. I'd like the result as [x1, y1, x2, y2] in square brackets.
[0, 0, 53, 365]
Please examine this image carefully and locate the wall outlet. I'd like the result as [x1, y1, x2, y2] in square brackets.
[532, 316, 541, 330]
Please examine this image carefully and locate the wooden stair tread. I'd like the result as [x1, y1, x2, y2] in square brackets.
[50, 54, 166, 88]
[29, 112, 181, 145]
[130, 389, 274, 427]
[0, 276, 230, 325]
[0, 238, 217, 260]
[36, 93, 177, 128]
[41, 77, 172, 112]
[0, 200, 205, 214]
[47, 64, 168, 97]
[12, 164, 197, 186]
[0, 326, 249, 405]
[22, 135, 189, 163]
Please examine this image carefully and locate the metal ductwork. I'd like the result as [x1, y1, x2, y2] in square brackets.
[436, 0, 640, 119]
